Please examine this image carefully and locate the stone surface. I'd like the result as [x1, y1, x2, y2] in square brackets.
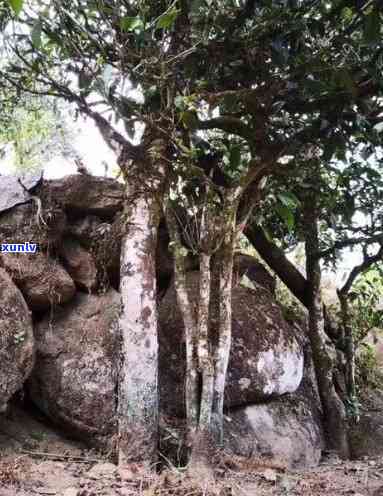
[0, 202, 67, 249]
[60, 237, 98, 292]
[159, 271, 303, 416]
[1, 252, 76, 311]
[66, 215, 107, 248]
[0, 268, 34, 412]
[86, 463, 117, 479]
[234, 253, 276, 294]
[0, 172, 42, 213]
[349, 389, 383, 458]
[224, 395, 324, 468]
[40, 175, 124, 218]
[28, 290, 120, 447]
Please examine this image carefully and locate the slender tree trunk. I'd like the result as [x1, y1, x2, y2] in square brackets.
[245, 222, 341, 342]
[305, 210, 350, 459]
[212, 204, 237, 444]
[338, 291, 358, 420]
[188, 252, 216, 476]
[197, 253, 214, 429]
[165, 207, 199, 442]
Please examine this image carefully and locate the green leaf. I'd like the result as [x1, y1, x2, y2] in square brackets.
[9, 0, 23, 16]
[174, 95, 185, 109]
[341, 7, 354, 22]
[229, 146, 241, 169]
[277, 192, 300, 210]
[120, 16, 144, 32]
[276, 203, 295, 232]
[156, 6, 180, 30]
[31, 20, 42, 49]
[364, 10, 380, 44]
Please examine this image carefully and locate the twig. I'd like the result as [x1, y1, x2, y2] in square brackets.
[21, 449, 103, 463]
[18, 178, 47, 228]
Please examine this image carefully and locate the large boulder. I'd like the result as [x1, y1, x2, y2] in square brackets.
[0, 202, 66, 249]
[0, 172, 42, 214]
[0, 268, 34, 412]
[66, 214, 178, 294]
[0, 252, 76, 311]
[28, 290, 120, 447]
[159, 271, 304, 416]
[39, 175, 124, 219]
[223, 394, 324, 468]
[349, 389, 383, 458]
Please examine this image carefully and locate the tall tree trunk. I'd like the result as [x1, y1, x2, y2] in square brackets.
[118, 192, 162, 466]
[118, 137, 167, 467]
[304, 210, 350, 459]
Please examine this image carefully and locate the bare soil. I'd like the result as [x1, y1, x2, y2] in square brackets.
[1, 404, 383, 496]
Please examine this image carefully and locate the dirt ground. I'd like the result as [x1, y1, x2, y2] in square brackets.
[1, 404, 383, 496]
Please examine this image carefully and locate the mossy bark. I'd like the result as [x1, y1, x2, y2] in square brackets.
[304, 209, 350, 459]
[338, 291, 358, 420]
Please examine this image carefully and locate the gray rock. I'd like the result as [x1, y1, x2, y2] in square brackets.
[28, 290, 120, 448]
[39, 175, 124, 218]
[349, 389, 383, 458]
[159, 272, 304, 416]
[1, 252, 76, 311]
[224, 395, 324, 468]
[0, 172, 42, 213]
[0, 268, 34, 412]
[0, 202, 66, 249]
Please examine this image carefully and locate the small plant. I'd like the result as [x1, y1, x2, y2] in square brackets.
[30, 430, 45, 442]
[13, 330, 25, 345]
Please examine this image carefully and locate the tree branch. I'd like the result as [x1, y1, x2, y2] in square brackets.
[339, 244, 383, 297]
[197, 116, 254, 142]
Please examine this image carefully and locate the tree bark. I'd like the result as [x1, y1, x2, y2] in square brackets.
[118, 192, 162, 466]
[198, 253, 214, 430]
[117, 137, 167, 467]
[245, 223, 310, 307]
[212, 203, 237, 444]
[304, 210, 350, 459]
[245, 222, 341, 341]
[338, 291, 358, 420]
[165, 207, 199, 442]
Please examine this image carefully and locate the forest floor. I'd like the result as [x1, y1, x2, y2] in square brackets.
[1, 404, 383, 496]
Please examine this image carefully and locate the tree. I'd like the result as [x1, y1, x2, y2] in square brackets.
[246, 138, 383, 454]
[2, 0, 383, 468]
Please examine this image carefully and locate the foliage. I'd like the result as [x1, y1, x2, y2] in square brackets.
[356, 342, 383, 390]
[350, 267, 383, 343]
[0, 95, 79, 172]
